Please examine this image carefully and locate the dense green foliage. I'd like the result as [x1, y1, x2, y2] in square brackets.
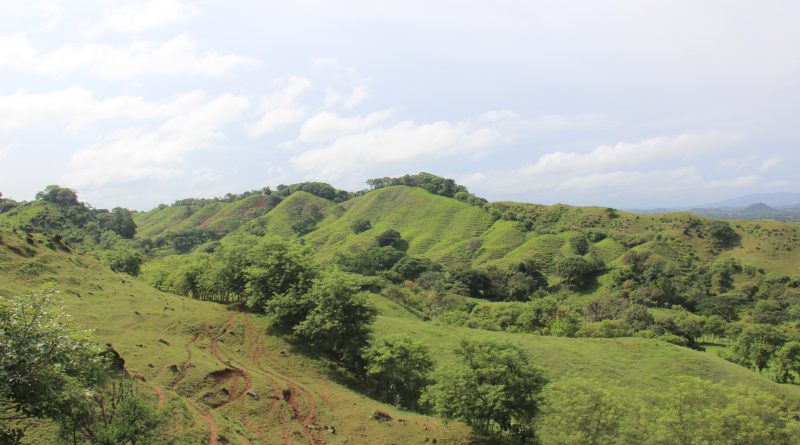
[424, 339, 546, 443]
[537, 376, 800, 444]
[362, 334, 434, 409]
[0, 287, 168, 444]
[366, 172, 487, 206]
[269, 272, 377, 365]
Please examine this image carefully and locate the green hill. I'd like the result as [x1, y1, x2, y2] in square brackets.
[302, 186, 800, 277]
[0, 228, 471, 444]
[304, 186, 494, 264]
[2, 224, 798, 444]
[4, 176, 800, 444]
[133, 194, 279, 239]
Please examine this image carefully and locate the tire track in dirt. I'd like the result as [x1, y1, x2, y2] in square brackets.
[204, 315, 258, 410]
[154, 386, 165, 409]
[244, 316, 324, 445]
[244, 317, 292, 445]
[202, 409, 218, 445]
[203, 314, 269, 445]
[170, 331, 201, 389]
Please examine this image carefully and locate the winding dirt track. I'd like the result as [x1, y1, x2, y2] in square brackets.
[202, 409, 218, 445]
[171, 312, 326, 445]
[154, 386, 165, 409]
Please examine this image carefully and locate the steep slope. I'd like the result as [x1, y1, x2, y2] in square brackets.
[304, 186, 494, 264]
[0, 228, 471, 444]
[133, 194, 279, 239]
[240, 191, 337, 239]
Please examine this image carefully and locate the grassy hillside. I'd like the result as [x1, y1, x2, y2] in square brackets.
[304, 186, 494, 264]
[369, 295, 800, 402]
[302, 187, 800, 277]
[0, 228, 471, 445]
[133, 194, 278, 239]
[240, 191, 337, 239]
[5, 179, 800, 443]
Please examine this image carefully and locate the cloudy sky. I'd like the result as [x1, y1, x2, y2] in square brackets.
[1, 0, 798, 210]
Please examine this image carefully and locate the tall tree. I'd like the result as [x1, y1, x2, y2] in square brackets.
[423, 339, 546, 443]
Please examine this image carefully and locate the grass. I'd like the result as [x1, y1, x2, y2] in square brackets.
[303, 186, 495, 264]
[369, 294, 800, 404]
[0, 228, 471, 445]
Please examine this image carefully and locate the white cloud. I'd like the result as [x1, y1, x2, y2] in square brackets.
[91, 0, 197, 34]
[0, 33, 258, 79]
[517, 132, 741, 177]
[343, 84, 369, 108]
[248, 76, 311, 137]
[759, 156, 782, 172]
[296, 110, 393, 144]
[65, 94, 249, 188]
[190, 167, 222, 185]
[0, 87, 208, 132]
[462, 133, 748, 203]
[291, 119, 504, 179]
[0, 145, 10, 159]
[311, 57, 356, 74]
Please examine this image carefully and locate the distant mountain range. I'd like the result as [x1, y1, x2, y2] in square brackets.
[628, 192, 800, 221]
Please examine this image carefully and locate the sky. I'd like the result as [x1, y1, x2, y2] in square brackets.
[1, 0, 799, 210]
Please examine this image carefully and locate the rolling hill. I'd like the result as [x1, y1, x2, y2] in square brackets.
[0, 228, 471, 444]
[3, 177, 800, 444]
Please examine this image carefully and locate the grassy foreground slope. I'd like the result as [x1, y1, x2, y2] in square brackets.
[370, 295, 800, 403]
[0, 228, 471, 445]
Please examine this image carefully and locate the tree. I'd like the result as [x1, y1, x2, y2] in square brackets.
[337, 245, 406, 276]
[701, 315, 727, 343]
[390, 256, 428, 281]
[58, 377, 169, 445]
[1, 286, 168, 444]
[350, 218, 372, 234]
[423, 339, 546, 443]
[1, 286, 105, 437]
[240, 237, 317, 312]
[362, 335, 434, 409]
[537, 377, 626, 445]
[621, 304, 654, 332]
[774, 341, 800, 383]
[568, 235, 589, 255]
[553, 256, 595, 289]
[706, 220, 738, 248]
[102, 249, 144, 276]
[271, 272, 377, 365]
[105, 207, 137, 239]
[731, 324, 785, 372]
[645, 377, 799, 445]
[453, 269, 493, 298]
[376, 229, 403, 248]
[504, 270, 543, 301]
[35, 185, 79, 206]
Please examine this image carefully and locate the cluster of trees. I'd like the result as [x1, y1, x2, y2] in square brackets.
[165, 181, 353, 208]
[1, 186, 138, 250]
[0, 287, 168, 444]
[365, 172, 487, 206]
[728, 324, 800, 382]
[436, 298, 582, 337]
[147, 236, 317, 311]
[536, 376, 799, 444]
